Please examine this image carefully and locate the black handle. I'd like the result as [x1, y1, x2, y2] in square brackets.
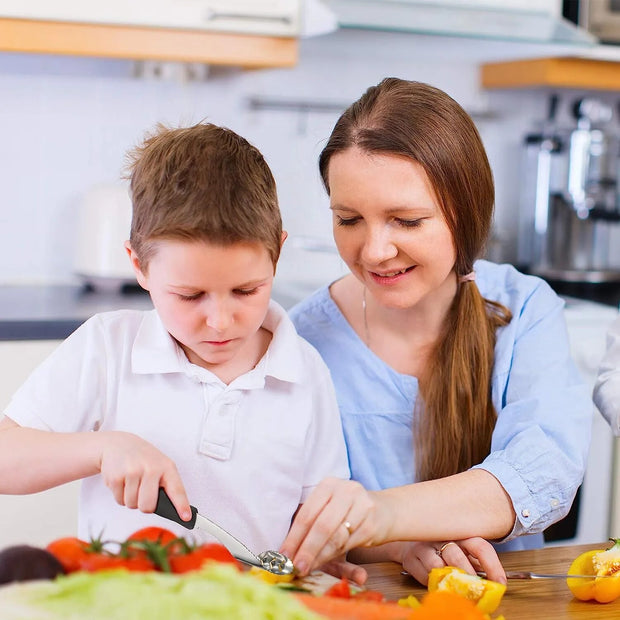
[154, 487, 197, 530]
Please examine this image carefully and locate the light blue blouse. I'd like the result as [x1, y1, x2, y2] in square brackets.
[290, 260, 593, 551]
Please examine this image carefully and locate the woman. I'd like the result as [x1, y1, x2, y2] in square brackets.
[281, 78, 592, 585]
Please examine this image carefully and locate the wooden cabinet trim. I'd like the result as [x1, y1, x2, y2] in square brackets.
[0, 17, 298, 68]
[481, 57, 620, 90]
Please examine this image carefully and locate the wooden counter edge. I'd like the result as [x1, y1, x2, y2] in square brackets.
[0, 17, 298, 68]
[481, 57, 620, 90]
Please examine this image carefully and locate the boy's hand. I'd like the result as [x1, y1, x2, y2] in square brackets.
[99, 431, 192, 521]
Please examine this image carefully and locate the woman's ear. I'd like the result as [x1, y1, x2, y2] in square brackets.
[124, 241, 149, 291]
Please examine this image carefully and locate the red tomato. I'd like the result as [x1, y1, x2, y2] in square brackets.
[169, 543, 238, 574]
[325, 577, 352, 599]
[46, 537, 90, 573]
[352, 590, 385, 602]
[81, 553, 155, 573]
[126, 527, 179, 546]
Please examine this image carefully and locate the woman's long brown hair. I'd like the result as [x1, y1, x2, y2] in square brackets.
[319, 78, 512, 482]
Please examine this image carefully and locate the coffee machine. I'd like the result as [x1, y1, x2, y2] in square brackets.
[518, 95, 620, 284]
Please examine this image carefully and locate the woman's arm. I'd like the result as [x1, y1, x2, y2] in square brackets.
[281, 469, 514, 576]
[594, 315, 620, 435]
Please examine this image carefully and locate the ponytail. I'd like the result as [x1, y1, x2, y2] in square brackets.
[414, 280, 511, 481]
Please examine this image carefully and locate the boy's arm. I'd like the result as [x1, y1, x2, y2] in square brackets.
[0, 415, 100, 493]
[0, 416, 191, 519]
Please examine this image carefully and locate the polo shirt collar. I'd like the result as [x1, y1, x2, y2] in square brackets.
[132, 310, 187, 375]
[131, 302, 307, 384]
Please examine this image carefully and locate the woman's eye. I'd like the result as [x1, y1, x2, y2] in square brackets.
[397, 218, 423, 228]
[335, 215, 360, 226]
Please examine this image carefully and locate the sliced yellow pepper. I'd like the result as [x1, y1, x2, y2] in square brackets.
[248, 566, 296, 584]
[567, 538, 620, 603]
[428, 566, 506, 614]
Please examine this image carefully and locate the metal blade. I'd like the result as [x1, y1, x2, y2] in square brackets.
[194, 513, 263, 569]
[478, 571, 618, 580]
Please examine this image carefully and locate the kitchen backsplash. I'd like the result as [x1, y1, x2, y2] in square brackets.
[0, 28, 617, 292]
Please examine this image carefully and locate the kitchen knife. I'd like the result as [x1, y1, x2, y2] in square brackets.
[153, 488, 294, 575]
[478, 571, 617, 580]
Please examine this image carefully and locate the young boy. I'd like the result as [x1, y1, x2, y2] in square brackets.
[0, 122, 349, 554]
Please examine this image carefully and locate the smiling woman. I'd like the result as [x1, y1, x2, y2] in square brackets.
[281, 77, 593, 586]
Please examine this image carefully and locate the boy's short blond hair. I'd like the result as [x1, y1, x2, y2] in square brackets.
[125, 122, 282, 271]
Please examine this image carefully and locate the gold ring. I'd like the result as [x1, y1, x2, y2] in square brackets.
[343, 521, 353, 535]
[436, 542, 457, 558]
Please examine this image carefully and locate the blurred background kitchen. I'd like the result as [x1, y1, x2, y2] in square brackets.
[1, 0, 620, 551]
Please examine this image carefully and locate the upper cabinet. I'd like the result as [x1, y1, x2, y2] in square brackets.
[322, 0, 596, 46]
[0, 0, 301, 68]
[481, 56, 620, 91]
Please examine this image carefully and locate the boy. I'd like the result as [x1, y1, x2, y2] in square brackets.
[0, 122, 349, 553]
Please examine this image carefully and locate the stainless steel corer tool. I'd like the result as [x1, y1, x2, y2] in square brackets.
[154, 488, 295, 575]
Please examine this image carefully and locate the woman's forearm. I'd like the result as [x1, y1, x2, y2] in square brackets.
[0, 420, 102, 494]
[377, 469, 515, 543]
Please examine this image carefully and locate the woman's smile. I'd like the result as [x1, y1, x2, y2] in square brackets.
[368, 266, 415, 285]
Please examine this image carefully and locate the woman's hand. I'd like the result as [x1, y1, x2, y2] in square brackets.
[99, 431, 191, 521]
[280, 477, 390, 576]
[401, 538, 506, 586]
[319, 556, 368, 586]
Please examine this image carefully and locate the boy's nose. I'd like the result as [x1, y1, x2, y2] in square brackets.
[203, 300, 232, 332]
[361, 227, 398, 265]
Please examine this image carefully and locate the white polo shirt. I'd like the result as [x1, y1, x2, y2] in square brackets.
[5, 301, 349, 552]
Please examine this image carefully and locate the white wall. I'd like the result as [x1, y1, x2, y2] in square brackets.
[0, 28, 615, 292]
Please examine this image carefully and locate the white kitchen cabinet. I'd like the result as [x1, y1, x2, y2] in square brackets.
[0, 0, 302, 37]
[0, 340, 80, 549]
[0, 0, 300, 68]
[323, 0, 594, 45]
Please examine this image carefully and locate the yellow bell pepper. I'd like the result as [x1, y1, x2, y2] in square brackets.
[567, 538, 620, 603]
[428, 566, 506, 614]
[248, 566, 296, 584]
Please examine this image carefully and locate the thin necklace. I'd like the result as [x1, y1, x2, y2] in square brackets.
[362, 287, 370, 346]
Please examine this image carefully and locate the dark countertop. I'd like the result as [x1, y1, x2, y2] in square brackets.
[0, 283, 301, 341]
[0, 284, 154, 341]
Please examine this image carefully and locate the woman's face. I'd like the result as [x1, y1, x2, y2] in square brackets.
[328, 147, 457, 310]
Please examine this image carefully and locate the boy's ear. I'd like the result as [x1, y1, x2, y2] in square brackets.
[280, 230, 288, 247]
[124, 241, 149, 290]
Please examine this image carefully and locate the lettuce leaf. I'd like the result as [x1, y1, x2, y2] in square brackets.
[0, 563, 321, 619]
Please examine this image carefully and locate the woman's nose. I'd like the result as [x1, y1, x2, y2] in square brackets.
[361, 227, 398, 264]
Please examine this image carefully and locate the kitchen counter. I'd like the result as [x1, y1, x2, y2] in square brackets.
[0, 283, 302, 341]
[365, 542, 620, 618]
[0, 284, 153, 341]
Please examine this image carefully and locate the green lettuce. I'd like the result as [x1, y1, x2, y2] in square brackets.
[0, 563, 322, 619]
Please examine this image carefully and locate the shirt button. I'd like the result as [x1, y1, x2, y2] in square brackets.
[550, 498, 559, 507]
[521, 509, 530, 518]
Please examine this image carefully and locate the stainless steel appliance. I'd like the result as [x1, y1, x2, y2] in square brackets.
[518, 94, 620, 284]
[563, 0, 620, 44]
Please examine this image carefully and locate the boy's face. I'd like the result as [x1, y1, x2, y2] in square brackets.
[127, 238, 276, 375]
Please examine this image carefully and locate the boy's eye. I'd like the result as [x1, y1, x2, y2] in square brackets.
[335, 215, 361, 226]
[177, 293, 202, 302]
[234, 288, 259, 296]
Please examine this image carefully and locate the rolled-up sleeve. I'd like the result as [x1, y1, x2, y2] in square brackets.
[473, 281, 593, 540]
